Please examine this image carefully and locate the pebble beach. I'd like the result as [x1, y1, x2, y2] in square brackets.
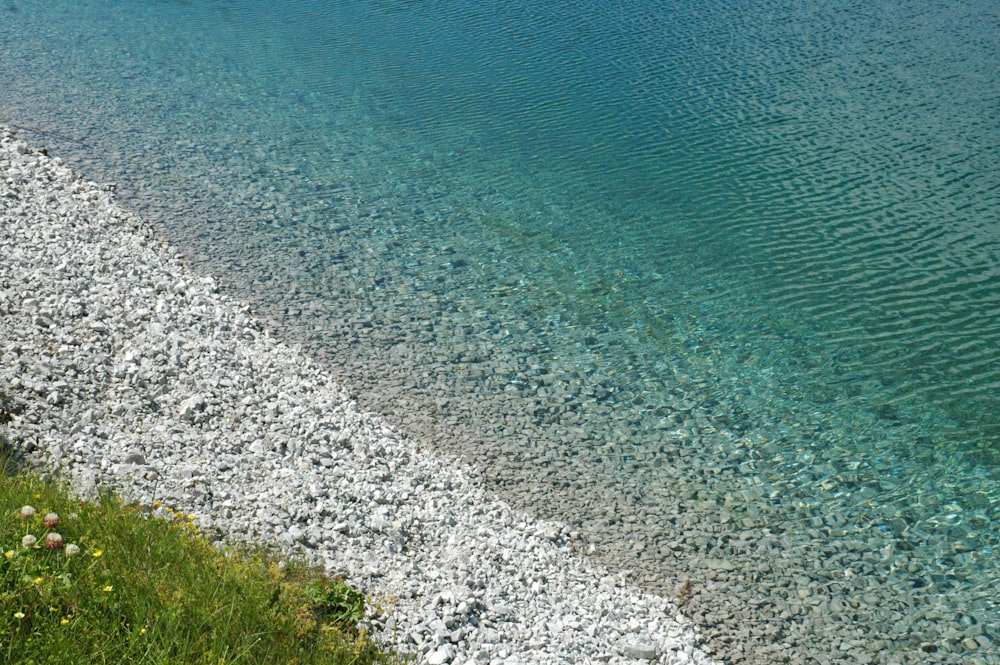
[0, 127, 722, 664]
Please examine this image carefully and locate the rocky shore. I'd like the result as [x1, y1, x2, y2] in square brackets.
[0, 127, 719, 664]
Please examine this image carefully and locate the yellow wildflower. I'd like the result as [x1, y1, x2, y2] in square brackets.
[103, 585, 113, 592]
[92, 549, 103, 558]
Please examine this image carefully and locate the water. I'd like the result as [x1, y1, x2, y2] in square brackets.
[3, 0, 999, 661]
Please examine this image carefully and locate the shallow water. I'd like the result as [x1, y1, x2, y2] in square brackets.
[3, 0, 998, 662]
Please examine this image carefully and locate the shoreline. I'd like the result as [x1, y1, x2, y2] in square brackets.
[0, 126, 717, 664]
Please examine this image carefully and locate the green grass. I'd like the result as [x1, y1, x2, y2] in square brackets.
[0, 452, 400, 664]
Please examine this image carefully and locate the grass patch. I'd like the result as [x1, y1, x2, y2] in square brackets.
[0, 462, 399, 664]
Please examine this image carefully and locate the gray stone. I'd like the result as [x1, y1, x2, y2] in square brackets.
[178, 394, 206, 421]
[616, 637, 658, 660]
[123, 451, 146, 465]
[426, 646, 455, 665]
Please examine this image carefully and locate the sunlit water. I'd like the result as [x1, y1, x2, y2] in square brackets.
[3, 0, 998, 660]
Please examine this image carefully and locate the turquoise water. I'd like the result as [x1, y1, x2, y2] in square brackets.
[3, 0, 999, 660]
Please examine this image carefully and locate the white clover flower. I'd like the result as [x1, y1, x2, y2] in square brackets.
[20, 505, 36, 519]
[44, 512, 60, 529]
[45, 533, 64, 549]
[64, 543, 80, 557]
[21, 534, 37, 548]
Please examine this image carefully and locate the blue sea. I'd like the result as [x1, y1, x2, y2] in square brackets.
[3, 1, 998, 661]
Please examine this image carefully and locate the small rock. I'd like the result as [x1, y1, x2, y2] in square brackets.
[616, 637, 658, 661]
[426, 645, 454, 665]
[179, 394, 206, 421]
[123, 451, 146, 465]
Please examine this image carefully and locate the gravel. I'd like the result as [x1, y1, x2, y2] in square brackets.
[0, 126, 720, 664]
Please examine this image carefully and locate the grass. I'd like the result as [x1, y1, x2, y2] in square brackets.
[0, 432, 399, 664]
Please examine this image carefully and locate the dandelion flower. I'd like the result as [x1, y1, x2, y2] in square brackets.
[92, 549, 103, 558]
[21, 534, 37, 548]
[64, 543, 80, 557]
[4, 550, 13, 559]
[20, 505, 36, 519]
[45, 533, 64, 549]
[43, 512, 60, 529]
